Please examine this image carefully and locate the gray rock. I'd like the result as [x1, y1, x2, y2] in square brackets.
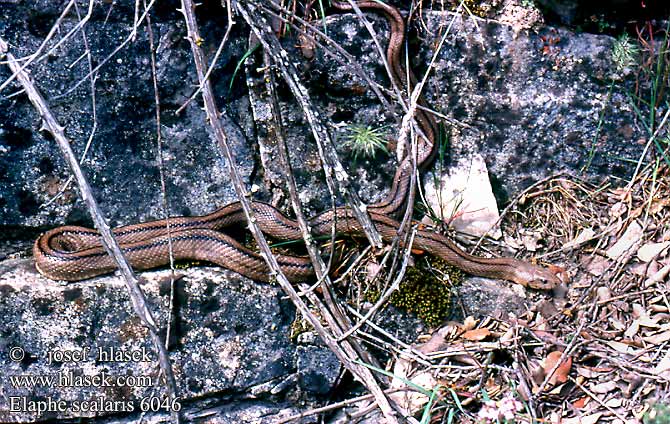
[2, 8, 649, 226]
[417, 12, 646, 203]
[455, 277, 528, 319]
[0, 2, 252, 229]
[0, 261, 306, 422]
[1, 3, 662, 422]
[296, 345, 340, 395]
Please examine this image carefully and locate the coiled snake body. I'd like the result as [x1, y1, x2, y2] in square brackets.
[34, 1, 560, 290]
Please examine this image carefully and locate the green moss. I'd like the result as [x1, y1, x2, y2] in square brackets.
[368, 256, 462, 328]
[173, 259, 205, 269]
[645, 404, 670, 424]
[461, 0, 493, 18]
[289, 313, 313, 342]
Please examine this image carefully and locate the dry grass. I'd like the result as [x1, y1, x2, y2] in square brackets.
[364, 164, 670, 423]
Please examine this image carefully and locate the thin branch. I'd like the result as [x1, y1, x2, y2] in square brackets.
[261, 56, 391, 385]
[240, 0, 384, 250]
[42, 0, 99, 208]
[276, 388, 412, 424]
[143, 0, 177, 350]
[179, 0, 398, 420]
[262, 59, 335, 286]
[340, 0, 405, 104]
[175, 0, 236, 115]
[0, 37, 181, 424]
[338, 228, 417, 341]
[51, 0, 159, 100]
[260, 0, 392, 110]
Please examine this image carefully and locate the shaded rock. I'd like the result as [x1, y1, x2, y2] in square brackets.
[455, 277, 528, 319]
[0, 260, 308, 422]
[535, 0, 669, 27]
[180, 400, 315, 424]
[0, 1, 252, 229]
[296, 345, 340, 395]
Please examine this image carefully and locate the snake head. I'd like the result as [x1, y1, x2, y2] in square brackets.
[512, 261, 564, 290]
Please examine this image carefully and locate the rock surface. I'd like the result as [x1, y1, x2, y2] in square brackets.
[0, 261, 330, 422]
[417, 12, 646, 203]
[423, 153, 503, 239]
[1, 6, 650, 228]
[0, 1, 252, 229]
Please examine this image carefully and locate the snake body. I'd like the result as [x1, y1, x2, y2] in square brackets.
[33, 2, 560, 290]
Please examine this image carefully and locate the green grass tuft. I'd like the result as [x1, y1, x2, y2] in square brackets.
[342, 125, 389, 160]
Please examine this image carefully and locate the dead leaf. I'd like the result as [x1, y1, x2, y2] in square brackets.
[642, 329, 670, 345]
[629, 261, 660, 277]
[538, 300, 560, 318]
[462, 328, 491, 341]
[632, 303, 646, 319]
[653, 350, 670, 374]
[623, 320, 640, 338]
[563, 228, 596, 250]
[596, 286, 612, 302]
[499, 327, 516, 344]
[622, 373, 644, 398]
[576, 366, 606, 378]
[644, 263, 670, 288]
[633, 197, 670, 216]
[572, 396, 590, 409]
[638, 241, 670, 262]
[584, 255, 610, 276]
[638, 315, 661, 328]
[606, 220, 643, 260]
[609, 200, 628, 217]
[543, 351, 572, 386]
[521, 230, 543, 252]
[590, 380, 618, 394]
[462, 316, 477, 331]
[609, 316, 627, 331]
[366, 262, 383, 281]
[606, 340, 639, 355]
[604, 397, 623, 408]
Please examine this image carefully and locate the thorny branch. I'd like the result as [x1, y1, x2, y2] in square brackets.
[0, 37, 182, 424]
[239, 0, 384, 250]
[259, 0, 393, 110]
[143, 0, 178, 350]
[178, 0, 401, 421]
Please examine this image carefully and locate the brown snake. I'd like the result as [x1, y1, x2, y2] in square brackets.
[34, 1, 561, 290]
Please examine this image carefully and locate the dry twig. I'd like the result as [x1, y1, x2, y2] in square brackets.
[178, 0, 402, 421]
[0, 36, 182, 424]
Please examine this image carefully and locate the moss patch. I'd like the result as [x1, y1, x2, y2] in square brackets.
[368, 255, 462, 328]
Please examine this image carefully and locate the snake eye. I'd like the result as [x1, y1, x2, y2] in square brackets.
[530, 267, 563, 290]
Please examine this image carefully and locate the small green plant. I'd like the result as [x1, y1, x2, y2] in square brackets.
[229, 44, 260, 92]
[354, 359, 466, 422]
[342, 125, 389, 160]
[612, 33, 639, 74]
[626, 21, 670, 166]
[645, 403, 670, 424]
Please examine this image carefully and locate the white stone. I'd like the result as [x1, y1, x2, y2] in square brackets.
[423, 153, 502, 239]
